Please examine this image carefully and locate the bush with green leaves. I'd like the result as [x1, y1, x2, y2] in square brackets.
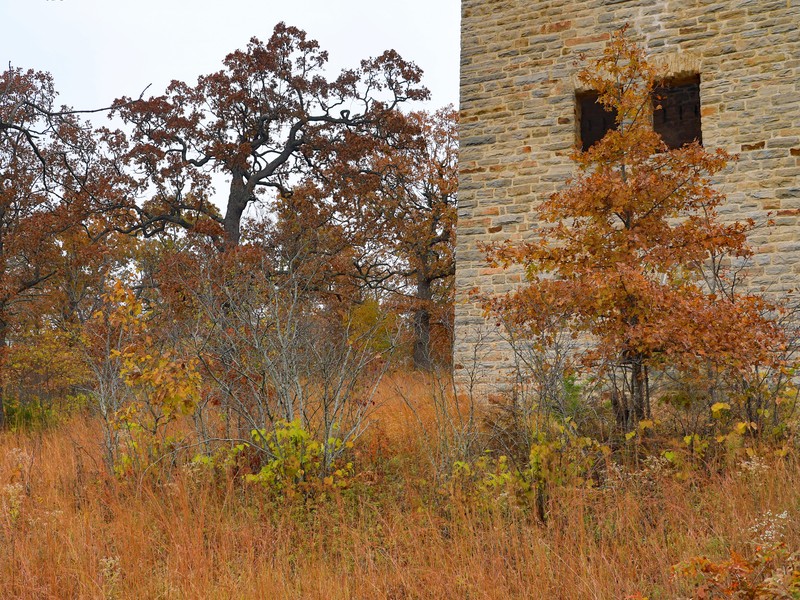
[246, 419, 354, 498]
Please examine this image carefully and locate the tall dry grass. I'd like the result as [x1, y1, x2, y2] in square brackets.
[0, 372, 797, 599]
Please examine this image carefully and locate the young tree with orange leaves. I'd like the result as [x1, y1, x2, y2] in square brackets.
[486, 28, 783, 430]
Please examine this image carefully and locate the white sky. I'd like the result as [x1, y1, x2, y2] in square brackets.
[1, 0, 460, 111]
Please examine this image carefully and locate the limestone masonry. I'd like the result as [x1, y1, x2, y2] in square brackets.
[455, 0, 800, 387]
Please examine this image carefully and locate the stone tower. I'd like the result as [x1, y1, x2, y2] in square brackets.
[455, 0, 800, 386]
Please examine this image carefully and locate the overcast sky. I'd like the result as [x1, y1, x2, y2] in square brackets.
[2, 0, 460, 112]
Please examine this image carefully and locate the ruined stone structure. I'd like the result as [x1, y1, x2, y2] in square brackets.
[455, 0, 800, 386]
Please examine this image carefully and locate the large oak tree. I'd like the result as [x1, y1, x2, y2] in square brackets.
[113, 22, 428, 249]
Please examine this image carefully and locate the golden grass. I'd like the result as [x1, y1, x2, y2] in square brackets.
[0, 373, 797, 599]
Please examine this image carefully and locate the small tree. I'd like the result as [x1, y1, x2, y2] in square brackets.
[485, 28, 783, 431]
[267, 108, 457, 369]
[82, 281, 200, 474]
[381, 108, 457, 370]
[0, 67, 131, 427]
[154, 230, 393, 475]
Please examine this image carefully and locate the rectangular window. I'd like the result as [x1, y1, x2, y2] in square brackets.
[577, 91, 617, 151]
[653, 75, 702, 148]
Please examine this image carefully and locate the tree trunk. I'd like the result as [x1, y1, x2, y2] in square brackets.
[629, 354, 650, 426]
[610, 384, 628, 430]
[223, 173, 250, 249]
[0, 315, 7, 429]
[412, 273, 433, 370]
[611, 356, 650, 432]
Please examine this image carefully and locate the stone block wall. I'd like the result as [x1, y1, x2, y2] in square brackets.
[455, 0, 800, 388]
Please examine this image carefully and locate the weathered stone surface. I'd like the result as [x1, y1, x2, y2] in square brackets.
[455, 0, 800, 388]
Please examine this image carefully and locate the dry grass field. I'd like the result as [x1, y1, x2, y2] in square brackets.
[0, 373, 798, 599]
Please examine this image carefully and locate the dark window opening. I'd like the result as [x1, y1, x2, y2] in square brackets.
[577, 91, 618, 151]
[653, 75, 702, 148]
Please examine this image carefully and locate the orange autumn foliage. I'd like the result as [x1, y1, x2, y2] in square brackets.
[484, 27, 785, 429]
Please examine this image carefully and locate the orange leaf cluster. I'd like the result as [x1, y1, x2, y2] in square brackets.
[484, 26, 784, 387]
